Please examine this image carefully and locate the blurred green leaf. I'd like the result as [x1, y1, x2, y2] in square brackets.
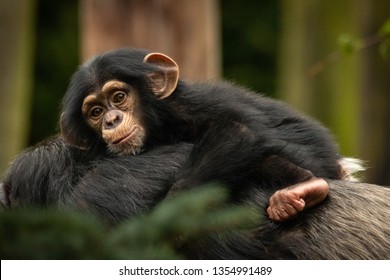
[379, 40, 390, 59]
[0, 184, 261, 260]
[108, 184, 261, 259]
[338, 33, 360, 55]
[0, 209, 113, 259]
[379, 18, 390, 37]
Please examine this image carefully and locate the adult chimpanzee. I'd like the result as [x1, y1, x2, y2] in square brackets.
[1, 137, 389, 259]
[60, 48, 359, 221]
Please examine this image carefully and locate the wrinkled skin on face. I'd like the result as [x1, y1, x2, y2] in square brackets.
[61, 51, 180, 155]
[81, 80, 146, 155]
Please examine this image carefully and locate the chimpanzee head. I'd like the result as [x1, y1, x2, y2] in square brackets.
[60, 48, 180, 155]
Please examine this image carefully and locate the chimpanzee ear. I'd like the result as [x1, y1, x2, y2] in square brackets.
[143, 52, 179, 99]
[60, 113, 89, 150]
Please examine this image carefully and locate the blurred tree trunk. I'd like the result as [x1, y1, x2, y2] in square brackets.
[277, 0, 361, 158]
[278, 0, 390, 185]
[79, 0, 221, 81]
[358, 0, 390, 185]
[0, 0, 35, 173]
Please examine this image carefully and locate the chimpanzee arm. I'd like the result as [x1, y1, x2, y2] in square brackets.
[166, 119, 314, 194]
[168, 134, 330, 222]
[164, 118, 330, 222]
[165, 120, 257, 193]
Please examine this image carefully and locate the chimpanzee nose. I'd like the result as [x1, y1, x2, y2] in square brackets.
[103, 110, 123, 129]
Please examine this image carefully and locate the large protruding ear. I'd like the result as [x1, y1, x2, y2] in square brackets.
[143, 52, 179, 99]
[60, 113, 89, 150]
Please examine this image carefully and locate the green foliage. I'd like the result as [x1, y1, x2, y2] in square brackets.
[379, 18, 390, 59]
[337, 19, 390, 59]
[338, 33, 360, 55]
[379, 18, 390, 37]
[0, 184, 261, 260]
[0, 209, 111, 259]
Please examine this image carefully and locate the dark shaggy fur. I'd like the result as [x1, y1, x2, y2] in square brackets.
[61, 48, 343, 194]
[3, 48, 386, 259]
[1, 138, 389, 259]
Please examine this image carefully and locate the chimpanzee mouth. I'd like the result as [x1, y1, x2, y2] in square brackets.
[107, 126, 145, 155]
[112, 127, 139, 145]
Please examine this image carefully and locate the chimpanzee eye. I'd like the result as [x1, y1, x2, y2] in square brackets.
[90, 107, 103, 118]
[113, 91, 127, 104]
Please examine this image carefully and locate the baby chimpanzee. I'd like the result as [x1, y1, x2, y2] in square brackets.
[61, 48, 360, 221]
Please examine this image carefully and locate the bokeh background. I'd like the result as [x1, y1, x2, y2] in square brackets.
[1, 0, 390, 185]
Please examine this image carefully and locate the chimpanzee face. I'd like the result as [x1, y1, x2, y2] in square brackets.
[81, 80, 146, 155]
[61, 51, 179, 155]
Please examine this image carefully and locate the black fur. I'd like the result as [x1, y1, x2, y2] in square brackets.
[5, 48, 387, 259]
[1, 137, 189, 225]
[61, 48, 342, 196]
[2, 138, 390, 259]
